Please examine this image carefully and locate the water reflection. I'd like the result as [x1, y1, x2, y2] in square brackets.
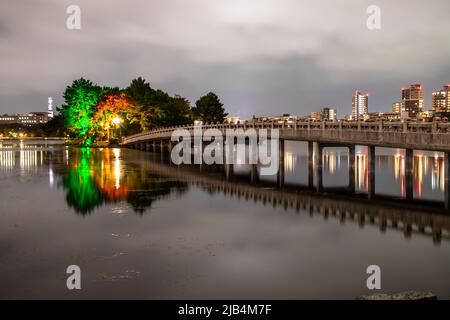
[281, 143, 446, 201]
[146, 159, 450, 245]
[323, 150, 342, 175]
[58, 148, 188, 215]
[0, 145, 188, 215]
[0, 143, 448, 211]
[1, 143, 450, 300]
[355, 150, 368, 192]
[0, 150, 15, 170]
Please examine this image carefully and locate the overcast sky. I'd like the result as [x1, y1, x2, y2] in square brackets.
[1, 0, 449, 118]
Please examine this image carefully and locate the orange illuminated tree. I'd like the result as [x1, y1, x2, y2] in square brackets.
[92, 92, 135, 141]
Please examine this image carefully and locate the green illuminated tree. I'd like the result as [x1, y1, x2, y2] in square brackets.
[62, 148, 102, 215]
[59, 78, 103, 145]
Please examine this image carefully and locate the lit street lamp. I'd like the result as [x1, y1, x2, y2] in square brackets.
[112, 117, 122, 125]
[111, 116, 123, 142]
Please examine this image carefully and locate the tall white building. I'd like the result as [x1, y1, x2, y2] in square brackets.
[352, 90, 368, 120]
[48, 97, 54, 119]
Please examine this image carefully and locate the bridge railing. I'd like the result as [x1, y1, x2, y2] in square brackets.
[122, 120, 450, 145]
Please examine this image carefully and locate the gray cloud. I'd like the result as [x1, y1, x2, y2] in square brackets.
[0, 0, 449, 118]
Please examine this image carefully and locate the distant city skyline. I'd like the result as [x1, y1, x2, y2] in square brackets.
[1, 1, 450, 118]
[2, 82, 450, 121]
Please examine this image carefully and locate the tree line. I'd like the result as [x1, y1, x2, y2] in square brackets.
[58, 77, 228, 145]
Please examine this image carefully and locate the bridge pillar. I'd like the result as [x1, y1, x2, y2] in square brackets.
[432, 226, 442, 245]
[379, 215, 387, 233]
[368, 145, 375, 199]
[251, 164, 259, 183]
[225, 164, 234, 180]
[199, 139, 207, 170]
[405, 148, 414, 201]
[145, 143, 151, 152]
[308, 141, 314, 189]
[192, 138, 203, 164]
[277, 139, 285, 187]
[348, 145, 355, 193]
[316, 143, 323, 192]
[444, 152, 450, 209]
[160, 140, 164, 153]
[222, 142, 227, 165]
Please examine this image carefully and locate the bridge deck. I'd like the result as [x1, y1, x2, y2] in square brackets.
[122, 121, 450, 152]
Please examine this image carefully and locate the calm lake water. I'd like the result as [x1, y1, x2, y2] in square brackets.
[0, 141, 449, 299]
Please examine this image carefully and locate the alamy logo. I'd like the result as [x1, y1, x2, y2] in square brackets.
[66, 5, 81, 30]
[170, 125, 280, 176]
[366, 5, 381, 30]
[66, 265, 81, 290]
[366, 265, 381, 290]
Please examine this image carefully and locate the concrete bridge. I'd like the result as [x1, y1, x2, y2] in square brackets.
[121, 120, 450, 208]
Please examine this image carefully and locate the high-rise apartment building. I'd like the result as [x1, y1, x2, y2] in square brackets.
[392, 101, 402, 114]
[431, 85, 450, 112]
[310, 111, 322, 121]
[351, 91, 368, 120]
[401, 84, 424, 117]
[322, 107, 337, 121]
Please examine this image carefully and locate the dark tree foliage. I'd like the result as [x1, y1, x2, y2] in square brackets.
[126, 77, 194, 131]
[192, 92, 228, 123]
[153, 95, 192, 127]
[42, 115, 66, 137]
